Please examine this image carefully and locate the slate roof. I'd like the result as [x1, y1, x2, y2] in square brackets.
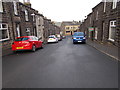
[61, 21, 80, 26]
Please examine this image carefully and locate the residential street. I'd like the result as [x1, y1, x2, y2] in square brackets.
[3, 37, 118, 88]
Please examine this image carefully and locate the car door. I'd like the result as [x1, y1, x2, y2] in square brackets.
[37, 37, 42, 47]
[30, 36, 37, 48]
[34, 36, 42, 48]
[33, 36, 39, 48]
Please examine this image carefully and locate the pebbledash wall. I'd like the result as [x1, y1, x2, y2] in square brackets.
[80, 1, 120, 60]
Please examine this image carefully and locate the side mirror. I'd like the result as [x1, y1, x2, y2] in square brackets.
[38, 37, 42, 41]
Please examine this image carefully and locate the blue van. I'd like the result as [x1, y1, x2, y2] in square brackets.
[72, 32, 86, 44]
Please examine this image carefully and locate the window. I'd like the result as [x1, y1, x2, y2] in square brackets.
[31, 13, 35, 21]
[16, 24, 20, 37]
[0, 23, 9, 41]
[112, 0, 117, 9]
[108, 20, 116, 41]
[15, 38, 29, 41]
[96, 11, 99, 20]
[66, 27, 69, 30]
[26, 28, 30, 36]
[0, 0, 3, 12]
[66, 31, 70, 33]
[95, 27, 98, 40]
[74, 30, 77, 32]
[13, 1, 18, 15]
[73, 32, 84, 36]
[103, 0, 106, 12]
[25, 10, 29, 21]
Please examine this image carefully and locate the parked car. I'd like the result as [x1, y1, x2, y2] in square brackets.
[56, 34, 62, 41]
[72, 32, 86, 44]
[47, 35, 58, 43]
[12, 36, 43, 52]
[62, 35, 66, 39]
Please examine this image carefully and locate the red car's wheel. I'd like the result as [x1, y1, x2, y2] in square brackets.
[32, 45, 36, 52]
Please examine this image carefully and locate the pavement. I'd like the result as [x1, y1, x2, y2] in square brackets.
[86, 40, 119, 60]
[2, 36, 118, 88]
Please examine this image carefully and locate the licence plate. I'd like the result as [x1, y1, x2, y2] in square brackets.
[16, 47, 23, 49]
[78, 41, 82, 42]
[50, 39, 53, 40]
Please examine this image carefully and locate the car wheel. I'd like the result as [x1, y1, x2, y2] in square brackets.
[32, 45, 36, 52]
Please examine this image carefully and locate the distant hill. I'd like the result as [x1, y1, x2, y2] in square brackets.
[54, 22, 62, 27]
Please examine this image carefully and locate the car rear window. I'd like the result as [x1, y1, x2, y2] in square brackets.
[49, 36, 55, 38]
[15, 38, 29, 41]
[73, 32, 84, 36]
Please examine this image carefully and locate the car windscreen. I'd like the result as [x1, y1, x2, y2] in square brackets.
[15, 38, 29, 41]
[73, 33, 84, 36]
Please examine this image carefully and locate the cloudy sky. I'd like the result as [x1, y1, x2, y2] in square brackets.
[20, 0, 102, 22]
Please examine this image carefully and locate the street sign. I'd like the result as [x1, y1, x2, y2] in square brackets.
[89, 27, 94, 31]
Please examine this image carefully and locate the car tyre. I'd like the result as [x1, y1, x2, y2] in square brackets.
[32, 45, 36, 52]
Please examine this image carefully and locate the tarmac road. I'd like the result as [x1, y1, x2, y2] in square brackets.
[2, 36, 118, 88]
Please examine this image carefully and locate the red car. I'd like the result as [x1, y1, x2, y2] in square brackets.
[12, 36, 43, 52]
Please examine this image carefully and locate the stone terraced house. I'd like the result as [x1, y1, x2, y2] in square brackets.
[0, 0, 61, 56]
[79, 0, 120, 60]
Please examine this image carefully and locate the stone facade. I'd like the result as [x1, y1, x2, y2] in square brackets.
[79, 1, 119, 60]
[43, 18, 61, 43]
[0, 0, 61, 56]
[35, 14, 44, 41]
[1, 2, 15, 56]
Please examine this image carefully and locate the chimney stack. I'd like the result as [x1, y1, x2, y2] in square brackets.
[23, 0, 31, 7]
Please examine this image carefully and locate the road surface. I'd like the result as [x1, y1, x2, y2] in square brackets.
[3, 36, 118, 88]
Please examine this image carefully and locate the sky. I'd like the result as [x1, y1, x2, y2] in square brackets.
[20, 0, 102, 22]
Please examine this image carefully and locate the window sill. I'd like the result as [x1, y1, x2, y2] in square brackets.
[14, 14, 19, 16]
[0, 38, 10, 42]
[25, 21, 30, 22]
[108, 38, 115, 42]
